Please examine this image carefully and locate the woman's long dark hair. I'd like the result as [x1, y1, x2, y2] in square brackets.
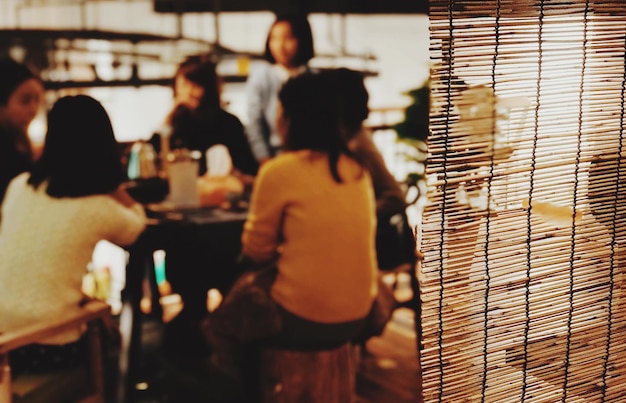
[322, 68, 370, 138]
[29, 95, 125, 198]
[279, 72, 361, 183]
[264, 13, 314, 67]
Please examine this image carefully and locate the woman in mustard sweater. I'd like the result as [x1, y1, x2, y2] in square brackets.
[242, 72, 379, 346]
[205, 72, 379, 393]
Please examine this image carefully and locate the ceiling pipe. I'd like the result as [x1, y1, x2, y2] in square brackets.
[213, 0, 222, 59]
[174, 0, 184, 38]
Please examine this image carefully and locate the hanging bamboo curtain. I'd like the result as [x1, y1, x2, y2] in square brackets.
[422, 1, 626, 401]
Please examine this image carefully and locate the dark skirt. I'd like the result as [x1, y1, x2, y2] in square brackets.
[203, 265, 390, 351]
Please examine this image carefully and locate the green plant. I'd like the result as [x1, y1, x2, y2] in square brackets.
[394, 84, 430, 144]
[393, 81, 430, 197]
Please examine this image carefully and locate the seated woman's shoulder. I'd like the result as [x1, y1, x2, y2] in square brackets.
[269, 150, 314, 165]
[261, 151, 356, 181]
[11, 172, 30, 185]
[256, 151, 305, 178]
[218, 108, 243, 127]
[1, 173, 28, 205]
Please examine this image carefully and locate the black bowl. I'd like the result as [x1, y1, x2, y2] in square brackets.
[125, 177, 169, 204]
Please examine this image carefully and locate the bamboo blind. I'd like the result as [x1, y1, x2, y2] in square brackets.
[422, 1, 626, 402]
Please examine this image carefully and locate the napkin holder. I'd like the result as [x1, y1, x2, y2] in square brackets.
[166, 148, 200, 208]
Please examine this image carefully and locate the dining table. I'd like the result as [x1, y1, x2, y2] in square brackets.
[117, 202, 248, 403]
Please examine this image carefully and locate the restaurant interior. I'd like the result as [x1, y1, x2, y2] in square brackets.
[2, 0, 626, 403]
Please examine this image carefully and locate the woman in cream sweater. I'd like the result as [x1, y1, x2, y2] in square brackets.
[0, 95, 146, 374]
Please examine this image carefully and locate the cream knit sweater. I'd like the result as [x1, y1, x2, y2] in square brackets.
[0, 173, 146, 344]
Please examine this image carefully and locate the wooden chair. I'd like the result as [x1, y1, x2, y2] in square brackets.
[258, 342, 357, 403]
[0, 300, 111, 403]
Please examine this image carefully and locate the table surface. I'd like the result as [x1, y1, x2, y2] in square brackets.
[144, 203, 249, 225]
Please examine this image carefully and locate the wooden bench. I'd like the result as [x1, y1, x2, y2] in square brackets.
[0, 300, 111, 403]
[258, 342, 357, 403]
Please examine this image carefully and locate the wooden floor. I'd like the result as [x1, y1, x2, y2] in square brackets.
[111, 289, 423, 402]
[356, 307, 423, 403]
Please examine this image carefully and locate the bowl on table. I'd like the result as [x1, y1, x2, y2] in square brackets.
[125, 177, 169, 204]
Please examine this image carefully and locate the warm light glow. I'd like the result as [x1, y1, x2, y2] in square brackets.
[27, 112, 46, 146]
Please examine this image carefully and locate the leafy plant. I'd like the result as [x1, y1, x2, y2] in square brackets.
[394, 84, 430, 144]
[393, 81, 430, 201]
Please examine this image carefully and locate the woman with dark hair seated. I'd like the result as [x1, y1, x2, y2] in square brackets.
[204, 72, 379, 397]
[151, 56, 258, 358]
[322, 68, 406, 220]
[0, 57, 44, 205]
[0, 95, 146, 374]
[151, 55, 258, 177]
[321, 68, 416, 273]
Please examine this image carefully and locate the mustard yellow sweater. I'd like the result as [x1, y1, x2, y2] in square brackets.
[242, 150, 378, 323]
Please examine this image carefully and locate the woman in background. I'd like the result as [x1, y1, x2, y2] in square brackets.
[244, 13, 314, 164]
[0, 95, 146, 374]
[0, 57, 44, 203]
[324, 68, 406, 220]
[152, 56, 258, 359]
[151, 55, 258, 177]
[322, 68, 416, 271]
[323, 69, 415, 350]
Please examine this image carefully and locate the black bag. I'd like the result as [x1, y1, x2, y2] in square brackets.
[359, 277, 399, 340]
[376, 211, 417, 271]
[203, 264, 282, 343]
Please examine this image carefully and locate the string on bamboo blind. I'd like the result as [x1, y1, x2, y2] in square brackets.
[422, 1, 626, 402]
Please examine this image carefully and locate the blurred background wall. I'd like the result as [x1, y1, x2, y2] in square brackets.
[0, 0, 429, 144]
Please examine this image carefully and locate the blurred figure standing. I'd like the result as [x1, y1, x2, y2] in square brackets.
[244, 13, 315, 164]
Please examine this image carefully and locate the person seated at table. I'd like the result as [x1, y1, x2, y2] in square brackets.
[323, 68, 406, 219]
[150, 55, 258, 178]
[322, 68, 415, 272]
[0, 94, 146, 375]
[0, 57, 44, 205]
[204, 71, 379, 395]
[154, 57, 258, 358]
[322, 69, 416, 353]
